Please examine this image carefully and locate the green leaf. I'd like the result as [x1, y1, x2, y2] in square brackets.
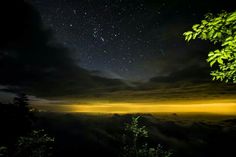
[226, 12, 236, 22]
[192, 33, 198, 39]
[187, 34, 192, 41]
[201, 20, 208, 25]
[217, 32, 222, 38]
[183, 31, 193, 36]
[210, 60, 216, 67]
[202, 32, 207, 39]
[192, 24, 200, 31]
[217, 58, 223, 64]
[208, 51, 215, 57]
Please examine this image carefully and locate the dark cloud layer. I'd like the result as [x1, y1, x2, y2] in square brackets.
[149, 65, 211, 83]
[0, 1, 126, 97]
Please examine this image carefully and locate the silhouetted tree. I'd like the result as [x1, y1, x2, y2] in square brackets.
[0, 93, 54, 157]
[14, 93, 35, 133]
[13, 93, 29, 113]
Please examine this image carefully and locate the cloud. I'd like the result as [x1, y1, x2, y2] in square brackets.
[0, 1, 126, 98]
[149, 65, 211, 83]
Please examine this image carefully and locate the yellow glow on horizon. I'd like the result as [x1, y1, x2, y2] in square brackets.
[34, 99, 236, 115]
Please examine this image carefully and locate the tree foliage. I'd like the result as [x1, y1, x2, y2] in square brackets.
[15, 130, 54, 157]
[0, 94, 54, 157]
[121, 116, 172, 157]
[183, 10, 236, 83]
[0, 146, 8, 157]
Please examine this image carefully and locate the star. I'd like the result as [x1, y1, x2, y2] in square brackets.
[100, 37, 105, 42]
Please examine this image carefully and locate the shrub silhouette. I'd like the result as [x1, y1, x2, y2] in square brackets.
[0, 93, 54, 157]
[0, 146, 8, 157]
[15, 129, 54, 157]
[121, 116, 172, 157]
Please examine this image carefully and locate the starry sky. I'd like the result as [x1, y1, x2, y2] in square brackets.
[30, 0, 235, 81]
[33, 0, 162, 81]
[0, 0, 235, 99]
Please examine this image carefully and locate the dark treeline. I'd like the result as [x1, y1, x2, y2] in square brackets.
[0, 94, 34, 148]
[0, 94, 54, 157]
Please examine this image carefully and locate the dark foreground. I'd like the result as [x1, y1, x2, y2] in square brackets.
[35, 112, 236, 157]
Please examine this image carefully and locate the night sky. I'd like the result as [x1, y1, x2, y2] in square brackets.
[30, 0, 234, 81]
[0, 0, 236, 100]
